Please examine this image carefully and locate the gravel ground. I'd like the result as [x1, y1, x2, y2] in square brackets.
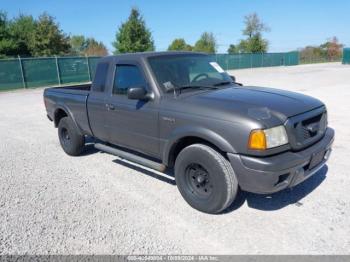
[0, 62, 349, 255]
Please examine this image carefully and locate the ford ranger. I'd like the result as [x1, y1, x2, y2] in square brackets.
[44, 52, 334, 214]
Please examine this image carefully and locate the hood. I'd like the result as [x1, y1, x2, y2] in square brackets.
[179, 86, 324, 124]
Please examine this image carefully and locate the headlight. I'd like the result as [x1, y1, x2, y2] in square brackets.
[248, 125, 288, 150]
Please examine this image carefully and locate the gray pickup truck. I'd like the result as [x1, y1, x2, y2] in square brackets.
[44, 52, 334, 214]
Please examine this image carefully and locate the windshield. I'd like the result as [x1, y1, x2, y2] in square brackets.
[147, 54, 232, 92]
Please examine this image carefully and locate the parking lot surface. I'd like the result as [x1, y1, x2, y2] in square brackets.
[0, 62, 349, 254]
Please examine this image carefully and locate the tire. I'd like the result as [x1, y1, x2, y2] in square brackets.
[57, 117, 85, 156]
[175, 144, 238, 214]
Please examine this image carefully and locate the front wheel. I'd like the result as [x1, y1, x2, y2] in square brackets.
[175, 144, 238, 214]
[58, 117, 85, 156]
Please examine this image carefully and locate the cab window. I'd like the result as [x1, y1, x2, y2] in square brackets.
[92, 62, 109, 92]
[113, 65, 146, 95]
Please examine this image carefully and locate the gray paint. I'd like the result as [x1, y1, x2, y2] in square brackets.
[43, 52, 334, 193]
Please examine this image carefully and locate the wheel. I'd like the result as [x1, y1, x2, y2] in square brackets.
[175, 144, 238, 214]
[58, 117, 85, 156]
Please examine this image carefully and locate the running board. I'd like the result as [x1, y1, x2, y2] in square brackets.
[94, 143, 166, 172]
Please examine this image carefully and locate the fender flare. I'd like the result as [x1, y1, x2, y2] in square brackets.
[162, 126, 236, 166]
[53, 104, 82, 135]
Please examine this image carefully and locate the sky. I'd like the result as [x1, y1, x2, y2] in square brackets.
[2, 0, 349, 53]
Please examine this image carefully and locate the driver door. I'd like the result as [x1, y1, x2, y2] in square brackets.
[104, 62, 159, 157]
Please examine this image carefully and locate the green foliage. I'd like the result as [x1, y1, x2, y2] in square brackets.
[69, 35, 108, 56]
[113, 8, 155, 54]
[241, 35, 268, 53]
[168, 38, 192, 51]
[229, 13, 269, 53]
[299, 37, 343, 63]
[8, 14, 36, 56]
[29, 13, 70, 56]
[69, 35, 88, 55]
[193, 32, 217, 53]
[242, 13, 269, 38]
[84, 38, 108, 56]
[0, 11, 18, 57]
[1, 9, 108, 58]
[0, 11, 72, 57]
[227, 44, 238, 54]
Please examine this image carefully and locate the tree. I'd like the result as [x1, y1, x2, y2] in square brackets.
[321, 37, 343, 61]
[245, 34, 268, 53]
[242, 13, 269, 39]
[193, 32, 217, 53]
[69, 35, 88, 55]
[8, 14, 36, 56]
[299, 37, 343, 63]
[113, 8, 154, 54]
[299, 46, 323, 63]
[29, 13, 70, 56]
[69, 35, 108, 56]
[228, 13, 269, 53]
[168, 38, 192, 51]
[227, 44, 238, 54]
[0, 10, 106, 58]
[84, 38, 108, 56]
[0, 11, 17, 57]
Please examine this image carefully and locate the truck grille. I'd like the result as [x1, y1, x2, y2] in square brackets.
[285, 107, 327, 150]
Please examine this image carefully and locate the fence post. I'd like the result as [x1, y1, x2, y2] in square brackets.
[18, 56, 26, 88]
[86, 56, 92, 82]
[55, 56, 61, 85]
[288, 53, 291, 66]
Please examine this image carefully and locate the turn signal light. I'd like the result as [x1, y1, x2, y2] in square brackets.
[248, 130, 267, 150]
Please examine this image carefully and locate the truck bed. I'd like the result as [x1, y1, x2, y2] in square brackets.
[44, 83, 92, 136]
[47, 83, 91, 95]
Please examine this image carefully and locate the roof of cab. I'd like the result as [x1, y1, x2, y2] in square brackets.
[98, 51, 208, 62]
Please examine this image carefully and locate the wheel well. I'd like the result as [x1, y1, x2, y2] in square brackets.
[54, 108, 68, 127]
[168, 136, 227, 168]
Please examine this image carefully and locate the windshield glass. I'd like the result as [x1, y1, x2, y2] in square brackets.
[147, 54, 232, 92]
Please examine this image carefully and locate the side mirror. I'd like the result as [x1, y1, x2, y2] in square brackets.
[127, 86, 151, 100]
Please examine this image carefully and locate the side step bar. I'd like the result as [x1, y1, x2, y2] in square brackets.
[94, 143, 166, 172]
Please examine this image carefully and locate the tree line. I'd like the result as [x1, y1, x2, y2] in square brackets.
[299, 37, 343, 63]
[0, 8, 344, 59]
[113, 9, 270, 54]
[0, 11, 108, 58]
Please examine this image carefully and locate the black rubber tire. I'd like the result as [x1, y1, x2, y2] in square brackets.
[58, 117, 85, 156]
[175, 144, 238, 214]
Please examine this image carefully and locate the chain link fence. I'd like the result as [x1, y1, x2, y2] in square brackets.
[0, 52, 300, 91]
[0, 56, 100, 91]
[211, 51, 299, 70]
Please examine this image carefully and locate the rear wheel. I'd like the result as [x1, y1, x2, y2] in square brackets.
[58, 117, 85, 156]
[175, 144, 238, 214]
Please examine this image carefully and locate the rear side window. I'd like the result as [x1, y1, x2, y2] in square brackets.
[113, 65, 146, 95]
[92, 62, 109, 92]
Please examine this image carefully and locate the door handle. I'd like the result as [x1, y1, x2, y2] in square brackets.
[106, 103, 115, 110]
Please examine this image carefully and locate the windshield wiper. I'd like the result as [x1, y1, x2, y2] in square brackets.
[177, 85, 218, 91]
[213, 81, 233, 87]
[165, 84, 218, 95]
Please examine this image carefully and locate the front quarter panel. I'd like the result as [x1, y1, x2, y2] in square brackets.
[160, 108, 260, 165]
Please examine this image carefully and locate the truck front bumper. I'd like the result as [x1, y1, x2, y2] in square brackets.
[228, 128, 335, 194]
